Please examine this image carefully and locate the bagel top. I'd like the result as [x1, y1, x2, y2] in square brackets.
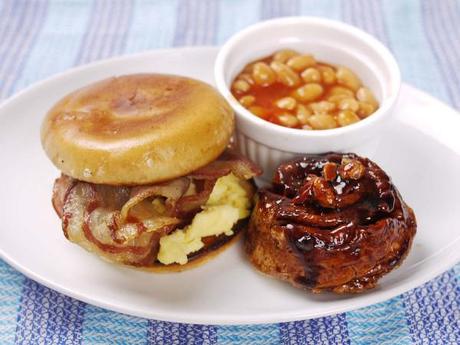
[41, 74, 234, 185]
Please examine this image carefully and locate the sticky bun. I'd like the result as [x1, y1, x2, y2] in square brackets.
[246, 153, 416, 293]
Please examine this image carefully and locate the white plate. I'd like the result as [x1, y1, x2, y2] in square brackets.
[0, 47, 459, 325]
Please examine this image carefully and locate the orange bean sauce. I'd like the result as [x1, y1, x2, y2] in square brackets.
[231, 51, 378, 130]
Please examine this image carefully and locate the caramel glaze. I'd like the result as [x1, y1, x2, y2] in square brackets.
[246, 153, 416, 293]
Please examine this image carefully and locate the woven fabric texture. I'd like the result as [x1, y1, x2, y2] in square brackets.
[0, 0, 459, 344]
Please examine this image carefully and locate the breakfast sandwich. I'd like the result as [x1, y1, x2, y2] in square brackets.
[41, 74, 261, 270]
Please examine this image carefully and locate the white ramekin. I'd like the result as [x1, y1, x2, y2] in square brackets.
[214, 17, 401, 181]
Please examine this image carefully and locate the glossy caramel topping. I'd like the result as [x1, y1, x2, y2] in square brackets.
[265, 153, 416, 291]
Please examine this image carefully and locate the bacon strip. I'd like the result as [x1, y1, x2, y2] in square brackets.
[173, 179, 216, 217]
[52, 149, 261, 266]
[52, 174, 75, 218]
[120, 177, 190, 222]
[190, 150, 262, 180]
[60, 181, 179, 264]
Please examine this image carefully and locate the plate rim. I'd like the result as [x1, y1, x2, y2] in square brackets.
[0, 46, 459, 325]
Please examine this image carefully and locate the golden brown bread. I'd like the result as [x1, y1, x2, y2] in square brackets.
[245, 153, 417, 293]
[41, 74, 234, 185]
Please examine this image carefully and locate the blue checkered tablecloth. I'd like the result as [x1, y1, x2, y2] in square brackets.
[1, 0, 459, 344]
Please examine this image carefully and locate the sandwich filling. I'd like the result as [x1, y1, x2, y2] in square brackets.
[52, 151, 261, 267]
[158, 173, 251, 265]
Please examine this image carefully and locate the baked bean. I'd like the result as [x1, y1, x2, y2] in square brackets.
[357, 102, 376, 118]
[231, 50, 379, 130]
[252, 62, 276, 86]
[294, 83, 323, 102]
[270, 61, 300, 87]
[337, 110, 360, 126]
[296, 104, 312, 124]
[239, 95, 255, 107]
[273, 49, 299, 63]
[308, 114, 337, 129]
[232, 79, 250, 93]
[336, 66, 362, 91]
[238, 73, 254, 85]
[276, 97, 297, 110]
[310, 101, 336, 114]
[338, 98, 359, 112]
[286, 55, 316, 71]
[327, 94, 349, 105]
[301, 68, 322, 83]
[356, 87, 378, 107]
[278, 114, 299, 127]
[318, 66, 336, 85]
[328, 86, 355, 97]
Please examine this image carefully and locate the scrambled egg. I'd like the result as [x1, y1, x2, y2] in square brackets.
[157, 173, 251, 265]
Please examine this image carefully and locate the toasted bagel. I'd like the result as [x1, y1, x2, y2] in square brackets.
[41, 74, 234, 185]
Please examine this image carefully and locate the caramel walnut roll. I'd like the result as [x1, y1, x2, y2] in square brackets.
[246, 153, 416, 293]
